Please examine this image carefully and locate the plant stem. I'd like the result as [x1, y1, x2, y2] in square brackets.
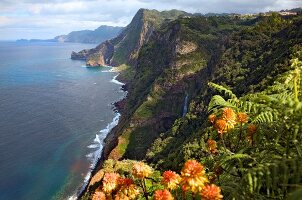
[221, 134, 227, 151]
[236, 123, 243, 150]
[142, 178, 148, 200]
[294, 76, 299, 101]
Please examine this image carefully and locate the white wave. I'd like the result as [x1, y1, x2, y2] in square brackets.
[93, 134, 101, 143]
[77, 112, 122, 197]
[110, 74, 125, 85]
[86, 153, 93, 158]
[87, 144, 99, 149]
[73, 70, 125, 198]
[101, 70, 113, 73]
[67, 195, 77, 200]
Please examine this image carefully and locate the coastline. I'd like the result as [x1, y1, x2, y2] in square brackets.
[75, 72, 127, 200]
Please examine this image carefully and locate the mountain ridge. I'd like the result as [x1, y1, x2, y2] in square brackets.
[71, 9, 189, 66]
[17, 25, 123, 44]
[76, 8, 302, 200]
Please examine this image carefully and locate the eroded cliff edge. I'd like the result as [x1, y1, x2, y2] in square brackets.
[71, 9, 188, 67]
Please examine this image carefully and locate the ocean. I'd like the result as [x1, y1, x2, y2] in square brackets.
[0, 41, 125, 200]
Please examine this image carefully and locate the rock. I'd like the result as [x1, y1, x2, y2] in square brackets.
[71, 9, 189, 67]
[176, 41, 198, 55]
[71, 49, 90, 60]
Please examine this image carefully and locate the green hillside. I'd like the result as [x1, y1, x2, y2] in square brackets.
[81, 11, 302, 200]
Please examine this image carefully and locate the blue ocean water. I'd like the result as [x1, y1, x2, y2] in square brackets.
[0, 42, 124, 200]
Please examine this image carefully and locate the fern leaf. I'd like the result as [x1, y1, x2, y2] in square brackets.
[208, 82, 237, 99]
[208, 95, 236, 112]
[252, 111, 278, 124]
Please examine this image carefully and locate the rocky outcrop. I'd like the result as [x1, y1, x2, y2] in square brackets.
[86, 41, 114, 66]
[71, 49, 91, 60]
[176, 41, 198, 55]
[71, 9, 188, 67]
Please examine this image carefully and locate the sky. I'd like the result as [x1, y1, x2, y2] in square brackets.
[0, 0, 302, 40]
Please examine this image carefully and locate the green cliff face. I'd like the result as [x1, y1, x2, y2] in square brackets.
[146, 15, 302, 171]
[104, 11, 302, 173]
[81, 10, 302, 199]
[71, 9, 188, 66]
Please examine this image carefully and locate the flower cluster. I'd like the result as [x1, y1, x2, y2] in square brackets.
[154, 160, 222, 199]
[154, 189, 174, 200]
[180, 160, 208, 193]
[91, 160, 223, 200]
[201, 184, 224, 200]
[161, 170, 181, 190]
[222, 107, 237, 129]
[209, 107, 256, 145]
[132, 162, 153, 179]
[102, 172, 120, 193]
[92, 191, 106, 200]
[92, 172, 140, 200]
[210, 107, 241, 134]
[207, 139, 218, 154]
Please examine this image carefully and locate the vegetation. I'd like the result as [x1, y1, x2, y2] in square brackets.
[84, 12, 302, 200]
[85, 52, 302, 199]
[83, 159, 222, 200]
[145, 50, 302, 199]
[112, 64, 135, 82]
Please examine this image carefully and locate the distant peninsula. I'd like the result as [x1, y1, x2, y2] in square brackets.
[17, 25, 124, 44]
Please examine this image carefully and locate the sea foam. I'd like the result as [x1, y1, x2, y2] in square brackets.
[110, 74, 125, 85]
[71, 71, 125, 198]
[76, 112, 121, 196]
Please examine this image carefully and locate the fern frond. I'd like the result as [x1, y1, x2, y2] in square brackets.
[207, 95, 236, 113]
[208, 82, 238, 99]
[252, 111, 278, 124]
[244, 158, 302, 198]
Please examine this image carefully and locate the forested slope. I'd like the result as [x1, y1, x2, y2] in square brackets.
[81, 11, 302, 200]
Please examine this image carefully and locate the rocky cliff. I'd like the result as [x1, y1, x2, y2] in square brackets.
[79, 10, 302, 199]
[71, 9, 188, 66]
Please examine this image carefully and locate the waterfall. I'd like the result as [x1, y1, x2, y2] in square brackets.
[182, 93, 189, 117]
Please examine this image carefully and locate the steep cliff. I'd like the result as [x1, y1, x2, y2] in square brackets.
[80, 10, 302, 200]
[71, 9, 188, 66]
[93, 11, 302, 174]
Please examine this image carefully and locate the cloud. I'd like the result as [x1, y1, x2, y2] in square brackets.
[28, 2, 87, 14]
[0, 0, 301, 40]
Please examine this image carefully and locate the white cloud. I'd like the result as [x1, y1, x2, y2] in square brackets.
[0, 0, 301, 40]
[27, 2, 88, 14]
[0, 16, 18, 27]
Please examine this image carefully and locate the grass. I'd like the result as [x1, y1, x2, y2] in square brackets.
[111, 64, 135, 81]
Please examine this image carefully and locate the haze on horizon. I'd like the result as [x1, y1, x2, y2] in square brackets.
[0, 0, 302, 40]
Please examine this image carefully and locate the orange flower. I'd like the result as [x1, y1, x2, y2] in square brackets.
[208, 114, 217, 124]
[222, 107, 237, 128]
[115, 179, 140, 200]
[154, 189, 174, 200]
[207, 139, 218, 154]
[102, 172, 120, 193]
[162, 170, 181, 190]
[201, 184, 223, 200]
[247, 124, 257, 144]
[247, 124, 257, 135]
[132, 162, 152, 179]
[214, 119, 227, 134]
[92, 191, 106, 200]
[181, 160, 208, 193]
[237, 112, 248, 123]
